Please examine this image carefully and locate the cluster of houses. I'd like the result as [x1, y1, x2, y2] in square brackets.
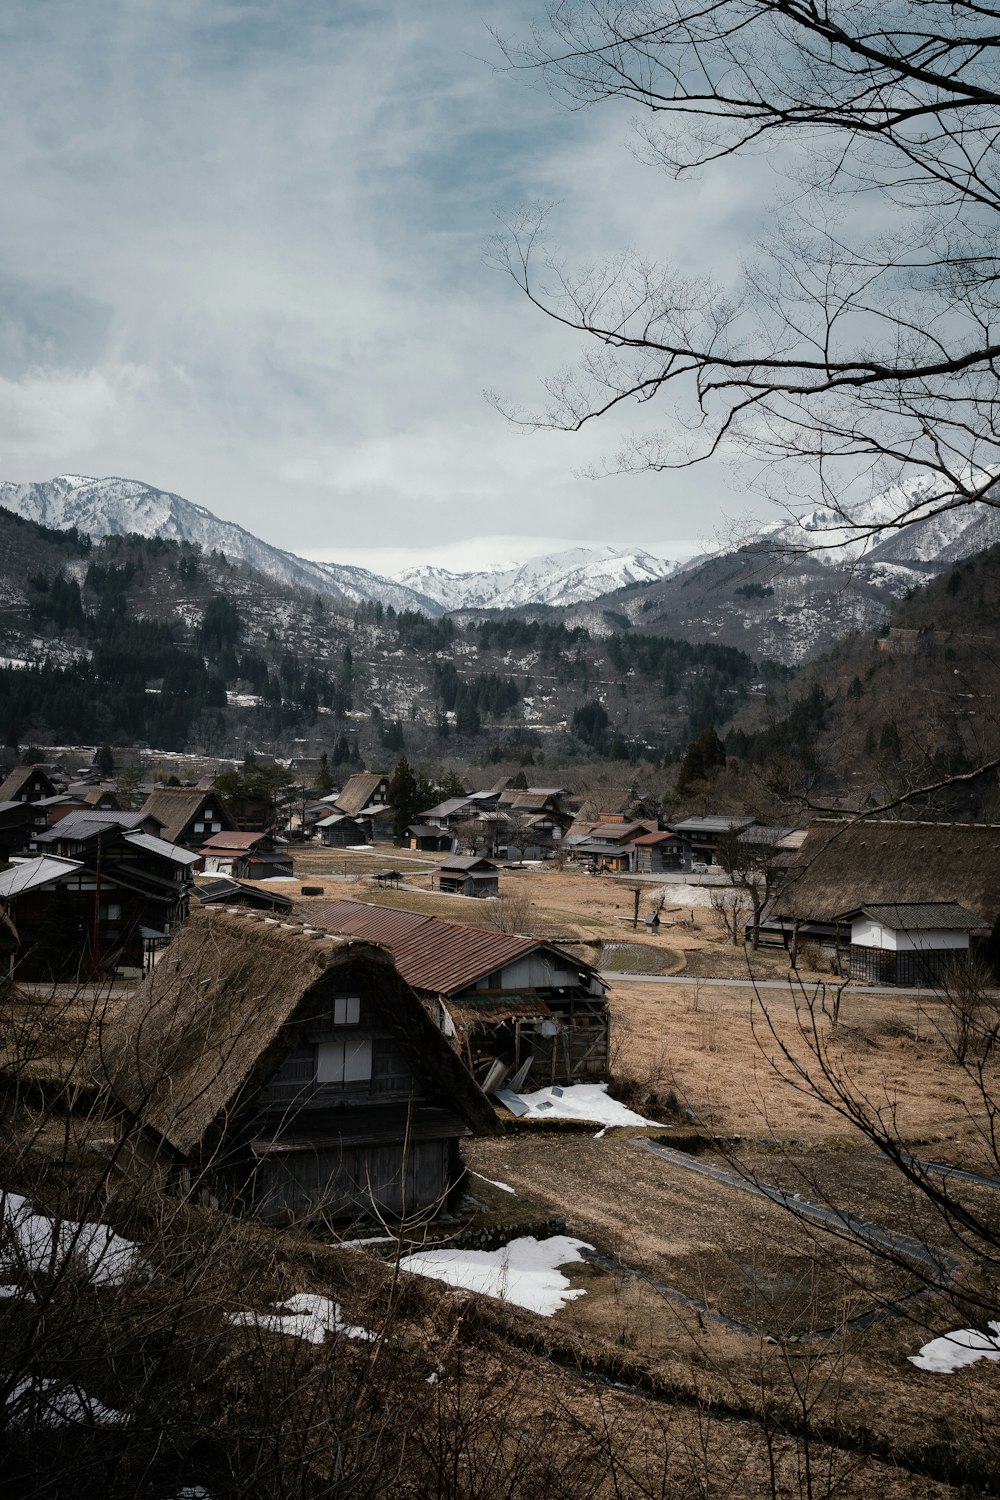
[0, 751, 997, 1234]
[88, 815, 998, 1229]
[0, 765, 294, 979]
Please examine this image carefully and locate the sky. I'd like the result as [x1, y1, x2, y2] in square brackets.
[0, 0, 772, 576]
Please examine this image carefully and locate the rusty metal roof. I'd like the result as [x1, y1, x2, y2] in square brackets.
[301, 897, 582, 997]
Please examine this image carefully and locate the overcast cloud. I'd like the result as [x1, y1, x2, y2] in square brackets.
[0, 0, 771, 572]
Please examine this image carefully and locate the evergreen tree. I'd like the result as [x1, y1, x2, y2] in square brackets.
[676, 726, 726, 794]
[387, 757, 420, 836]
[316, 752, 334, 795]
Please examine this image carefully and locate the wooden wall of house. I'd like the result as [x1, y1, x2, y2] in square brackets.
[249, 1137, 458, 1222]
[461, 996, 610, 1090]
[254, 991, 422, 1116]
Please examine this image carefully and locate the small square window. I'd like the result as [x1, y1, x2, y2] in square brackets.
[333, 995, 361, 1026]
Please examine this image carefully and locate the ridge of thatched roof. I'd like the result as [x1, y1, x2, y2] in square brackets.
[103, 908, 499, 1155]
[770, 819, 1000, 927]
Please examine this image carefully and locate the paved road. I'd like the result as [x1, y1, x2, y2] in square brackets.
[599, 970, 955, 999]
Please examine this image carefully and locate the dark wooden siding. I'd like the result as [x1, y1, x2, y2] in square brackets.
[250, 1137, 457, 1221]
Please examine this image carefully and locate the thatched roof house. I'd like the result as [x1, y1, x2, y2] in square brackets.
[103, 908, 497, 1223]
[138, 787, 237, 848]
[334, 773, 390, 817]
[764, 820, 1000, 954]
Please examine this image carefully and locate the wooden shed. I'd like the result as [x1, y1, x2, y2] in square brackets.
[103, 909, 499, 1225]
[432, 854, 500, 898]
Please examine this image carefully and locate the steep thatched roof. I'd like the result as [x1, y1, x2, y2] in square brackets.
[334, 773, 387, 816]
[0, 765, 56, 801]
[103, 908, 499, 1155]
[770, 820, 1000, 927]
[138, 787, 236, 844]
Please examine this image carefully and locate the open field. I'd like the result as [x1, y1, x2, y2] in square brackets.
[456, 965, 1000, 1490]
[278, 843, 812, 977]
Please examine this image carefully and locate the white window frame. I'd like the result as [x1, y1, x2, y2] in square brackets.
[316, 1037, 372, 1085]
[333, 995, 361, 1026]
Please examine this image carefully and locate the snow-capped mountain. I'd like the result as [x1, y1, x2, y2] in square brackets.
[0, 475, 441, 615]
[397, 546, 683, 611]
[753, 471, 1000, 566]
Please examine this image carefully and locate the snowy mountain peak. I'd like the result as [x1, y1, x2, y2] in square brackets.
[0, 475, 442, 616]
[757, 471, 1000, 565]
[398, 545, 684, 611]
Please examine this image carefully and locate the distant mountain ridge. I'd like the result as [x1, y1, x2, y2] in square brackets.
[756, 471, 1000, 566]
[0, 475, 442, 615]
[556, 475, 1000, 664]
[0, 476, 686, 617]
[396, 545, 684, 610]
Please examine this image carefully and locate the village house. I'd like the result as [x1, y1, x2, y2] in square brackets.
[199, 830, 294, 881]
[0, 799, 46, 859]
[497, 787, 574, 846]
[103, 908, 499, 1224]
[401, 824, 453, 853]
[848, 902, 981, 986]
[139, 786, 239, 849]
[302, 898, 611, 1093]
[762, 820, 1000, 976]
[668, 815, 756, 868]
[632, 829, 686, 873]
[36, 787, 122, 829]
[314, 812, 369, 848]
[420, 795, 478, 833]
[564, 819, 660, 872]
[0, 765, 58, 804]
[2, 813, 197, 978]
[431, 853, 501, 898]
[333, 772, 390, 818]
[195, 876, 294, 913]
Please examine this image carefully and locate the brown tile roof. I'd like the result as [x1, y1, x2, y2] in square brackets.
[102, 908, 499, 1155]
[300, 897, 588, 997]
[771, 820, 1000, 927]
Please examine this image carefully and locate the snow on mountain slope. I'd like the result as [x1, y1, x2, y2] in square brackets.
[397, 546, 683, 610]
[757, 471, 1000, 565]
[0, 476, 442, 615]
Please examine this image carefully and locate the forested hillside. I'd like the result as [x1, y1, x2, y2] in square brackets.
[0, 508, 786, 768]
[719, 546, 1000, 821]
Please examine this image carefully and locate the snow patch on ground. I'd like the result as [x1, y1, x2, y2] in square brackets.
[469, 1171, 516, 1195]
[1, 1191, 149, 1287]
[910, 1321, 1000, 1372]
[399, 1235, 594, 1315]
[227, 1292, 377, 1345]
[6, 1376, 126, 1427]
[504, 1082, 659, 1128]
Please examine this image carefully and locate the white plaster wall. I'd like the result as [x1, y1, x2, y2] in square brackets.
[850, 917, 969, 954]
